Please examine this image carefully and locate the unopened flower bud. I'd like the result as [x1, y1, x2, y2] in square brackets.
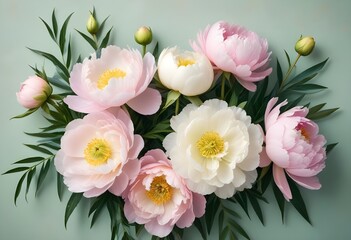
[87, 14, 99, 35]
[295, 36, 315, 56]
[134, 26, 153, 46]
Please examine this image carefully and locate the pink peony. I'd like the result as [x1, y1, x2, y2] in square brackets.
[123, 149, 206, 238]
[191, 21, 272, 91]
[64, 45, 161, 115]
[16, 75, 52, 109]
[261, 98, 327, 200]
[54, 108, 143, 198]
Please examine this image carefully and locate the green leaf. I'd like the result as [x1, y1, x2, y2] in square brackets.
[65, 192, 83, 228]
[28, 48, 70, 78]
[234, 193, 249, 218]
[66, 39, 72, 69]
[227, 218, 250, 240]
[3, 167, 30, 175]
[277, 59, 283, 85]
[13, 156, 45, 164]
[288, 178, 311, 224]
[205, 195, 220, 234]
[219, 226, 230, 240]
[25, 131, 65, 138]
[152, 42, 159, 57]
[59, 13, 74, 53]
[35, 160, 51, 196]
[290, 84, 327, 94]
[284, 50, 291, 68]
[48, 74, 71, 91]
[272, 182, 285, 223]
[52, 9, 58, 37]
[11, 108, 38, 119]
[24, 144, 53, 155]
[14, 173, 27, 205]
[307, 108, 339, 120]
[163, 90, 181, 110]
[99, 27, 113, 49]
[308, 103, 326, 115]
[185, 96, 203, 106]
[76, 29, 97, 50]
[40, 17, 56, 42]
[57, 172, 64, 201]
[194, 217, 208, 240]
[96, 16, 110, 39]
[247, 191, 264, 224]
[25, 168, 36, 201]
[326, 143, 338, 154]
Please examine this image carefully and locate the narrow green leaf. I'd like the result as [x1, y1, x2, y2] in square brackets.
[48, 75, 71, 91]
[185, 96, 203, 106]
[64, 192, 83, 228]
[277, 59, 283, 85]
[288, 178, 311, 224]
[308, 103, 326, 115]
[39, 17, 56, 42]
[57, 172, 64, 201]
[307, 108, 339, 120]
[99, 27, 113, 49]
[326, 143, 338, 154]
[194, 217, 208, 240]
[288, 58, 328, 86]
[96, 16, 110, 39]
[76, 29, 97, 50]
[35, 160, 51, 196]
[13, 156, 45, 164]
[219, 226, 230, 240]
[234, 193, 249, 218]
[272, 182, 285, 223]
[205, 195, 220, 234]
[25, 131, 65, 138]
[25, 168, 36, 201]
[227, 218, 250, 240]
[247, 192, 264, 224]
[90, 203, 105, 228]
[11, 108, 38, 119]
[28, 48, 70, 77]
[3, 167, 30, 175]
[39, 142, 61, 151]
[152, 41, 159, 57]
[290, 84, 327, 94]
[24, 144, 53, 155]
[59, 13, 74, 53]
[284, 50, 291, 68]
[52, 9, 58, 37]
[14, 173, 27, 205]
[66, 39, 72, 69]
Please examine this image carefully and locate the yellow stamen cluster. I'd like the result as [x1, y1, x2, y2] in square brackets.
[97, 68, 126, 89]
[84, 138, 112, 166]
[146, 176, 173, 205]
[177, 57, 196, 67]
[196, 131, 225, 158]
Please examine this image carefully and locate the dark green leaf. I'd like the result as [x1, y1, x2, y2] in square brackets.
[3, 167, 30, 175]
[24, 144, 53, 155]
[288, 178, 311, 224]
[57, 172, 64, 201]
[234, 193, 249, 218]
[277, 59, 283, 85]
[272, 182, 285, 223]
[307, 108, 339, 120]
[326, 143, 338, 154]
[59, 13, 74, 53]
[35, 160, 51, 196]
[152, 41, 159, 57]
[76, 29, 97, 50]
[14, 173, 27, 205]
[219, 226, 230, 240]
[96, 16, 110, 38]
[65, 192, 83, 228]
[48, 74, 71, 91]
[227, 218, 250, 240]
[11, 108, 38, 119]
[205, 195, 220, 234]
[290, 84, 327, 94]
[25, 168, 36, 201]
[90, 202, 105, 228]
[194, 217, 208, 240]
[308, 103, 326, 115]
[28, 48, 70, 78]
[25, 131, 65, 138]
[284, 50, 291, 68]
[247, 192, 264, 224]
[99, 27, 113, 49]
[13, 157, 45, 164]
[39, 142, 61, 151]
[66, 39, 72, 69]
[52, 9, 58, 37]
[40, 17, 56, 42]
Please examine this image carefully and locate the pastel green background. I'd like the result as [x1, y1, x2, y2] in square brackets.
[0, 0, 350, 239]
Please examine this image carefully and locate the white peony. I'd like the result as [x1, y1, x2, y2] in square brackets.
[157, 46, 214, 96]
[163, 99, 263, 198]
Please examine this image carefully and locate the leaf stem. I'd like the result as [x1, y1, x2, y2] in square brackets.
[279, 54, 301, 92]
[142, 45, 146, 57]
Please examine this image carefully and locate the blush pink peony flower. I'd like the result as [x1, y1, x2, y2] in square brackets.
[123, 149, 206, 238]
[16, 75, 52, 109]
[54, 108, 143, 198]
[64, 45, 161, 115]
[260, 98, 327, 200]
[191, 21, 272, 91]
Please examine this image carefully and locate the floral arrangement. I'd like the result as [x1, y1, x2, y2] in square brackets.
[4, 9, 338, 240]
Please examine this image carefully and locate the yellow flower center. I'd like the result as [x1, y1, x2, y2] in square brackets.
[196, 131, 225, 158]
[97, 68, 126, 89]
[296, 123, 310, 142]
[177, 57, 196, 67]
[146, 176, 173, 205]
[84, 138, 112, 166]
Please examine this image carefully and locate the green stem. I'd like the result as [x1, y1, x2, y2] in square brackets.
[221, 74, 226, 100]
[93, 34, 98, 50]
[279, 54, 301, 92]
[175, 97, 180, 115]
[142, 45, 146, 57]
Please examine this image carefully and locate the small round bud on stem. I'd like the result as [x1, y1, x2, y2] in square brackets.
[87, 14, 99, 35]
[134, 26, 153, 46]
[295, 36, 315, 56]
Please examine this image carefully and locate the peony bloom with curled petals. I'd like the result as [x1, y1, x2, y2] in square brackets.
[163, 99, 263, 198]
[191, 21, 272, 92]
[123, 149, 206, 238]
[54, 108, 143, 198]
[64, 45, 161, 115]
[157, 46, 214, 96]
[260, 98, 327, 200]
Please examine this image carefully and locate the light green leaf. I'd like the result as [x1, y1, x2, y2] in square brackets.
[11, 108, 38, 119]
[163, 90, 181, 110]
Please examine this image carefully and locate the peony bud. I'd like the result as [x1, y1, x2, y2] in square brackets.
[295, 36, 315, 56]
[134, 26, 153, 46]
[16, 76, 52, 109]
[86, 13, 99, 35]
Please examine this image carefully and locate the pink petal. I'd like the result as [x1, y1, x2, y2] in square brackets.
[122, 158, 141, 180]
[192, 193, 206, 217]
[236, 78, 257, 91]
[145, 220, 173, 238]
[108, 172, 129, 196]
[176, 207, 195, 228]
[64, 95, 106, 113]
[259, 147, 272, 168]
[83, 184, 111, 198]
[273, 165, 292, 200]
[127, 87, 161, 115]
[287, 173, 321, 190]
[128, 135, 144, 159]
